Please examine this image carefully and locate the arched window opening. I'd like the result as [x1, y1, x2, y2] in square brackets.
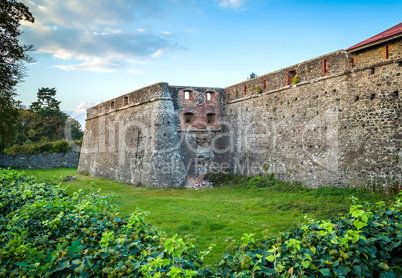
[184, 112, 194, 124]
[123, 96, 129, 106]
[207, 113, 216, 124]
[98, 105, 103, 113]
[243, 85, 247, 96]
[110, 101, 115, 110]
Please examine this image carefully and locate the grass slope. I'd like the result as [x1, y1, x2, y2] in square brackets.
[21, 168, 396, 266]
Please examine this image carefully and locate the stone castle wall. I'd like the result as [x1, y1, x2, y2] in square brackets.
[223, 48, 401, 187]
[79, 83, 187, 187]
[225, 51, 349, 102]
[79, 37, 402, 188]
[0, 151, 79, 169]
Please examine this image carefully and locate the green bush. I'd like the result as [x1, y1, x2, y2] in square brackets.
[4, 140, 74, 155]
[51, 140, 70, 153]
[215, 196, 402, 277]
[1, 169, 401, 277]
[0, 169, 202, 277]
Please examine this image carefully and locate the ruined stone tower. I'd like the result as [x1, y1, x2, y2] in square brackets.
[79, 22, 402, 188]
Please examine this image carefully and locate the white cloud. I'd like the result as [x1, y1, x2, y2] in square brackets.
[21, 0, 181, 72]
[161, 31, 171, 35]
[151, 49, 165, 58]
[219, 0, 246, 9]
[76, 101, 97, 111]
[66, 101, 98, 128]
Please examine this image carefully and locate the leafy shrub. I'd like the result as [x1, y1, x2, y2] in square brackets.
[0, 169, 203, 277]
[4, 140, 74, 155]
[39, 141, 53, 153]
[51, 140, 70, 153]
[1, 169, 401, 277]
[215, 196, 402, 277]
[292, 75, 300, 84]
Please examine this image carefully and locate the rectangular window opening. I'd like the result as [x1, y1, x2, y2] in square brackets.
[263, 79, 267, 91]
[322, 59, 329, 75]
[123, 96, 129, 106]
[207, 113, 216, 124]
[286, 70, 296, 86]
[184, 113, 194, 124]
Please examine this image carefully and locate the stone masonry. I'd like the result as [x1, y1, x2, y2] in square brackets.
[79, 23, 402, 188]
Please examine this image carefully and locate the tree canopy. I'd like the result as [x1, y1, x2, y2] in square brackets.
[27, 87, 68, 142]
[248, 72, 258, 79]
[0, 0, 34, 147]
[2, 88, 83, 153]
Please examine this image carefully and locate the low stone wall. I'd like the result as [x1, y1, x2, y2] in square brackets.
[0, 151, 79, 169]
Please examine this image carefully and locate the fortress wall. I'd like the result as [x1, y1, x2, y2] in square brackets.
[339, 60, 402, 186]
[79, 83, 187, 187]
[86, 82, 172, 120]
[223, 50, 402, 187]
[168, 86, 227, 179]
[224, 72, 349, 187]
[225, 51, 349, 102]
[79, 36, 401, 188]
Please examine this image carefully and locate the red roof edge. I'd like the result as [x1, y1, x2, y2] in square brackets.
[346, 22, 402, 52]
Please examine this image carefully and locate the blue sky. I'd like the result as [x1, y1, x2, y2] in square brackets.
[17, 0, 402, 124]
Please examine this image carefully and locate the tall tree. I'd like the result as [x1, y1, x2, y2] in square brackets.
[30, 88, 68, 141]
[0, 0, 34, 149]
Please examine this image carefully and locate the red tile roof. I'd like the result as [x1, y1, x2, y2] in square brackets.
[346, 22, 402, 52]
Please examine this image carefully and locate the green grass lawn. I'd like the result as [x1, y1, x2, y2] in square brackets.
[20, 168, 396, 266]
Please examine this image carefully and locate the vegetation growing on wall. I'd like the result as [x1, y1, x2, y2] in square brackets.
[292, 75, 300, 84]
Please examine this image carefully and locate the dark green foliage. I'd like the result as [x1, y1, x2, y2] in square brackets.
[2, 88, 84, 152]
[248, 72, 258, 79]
[245, 171, 400, 196]
[1, 169, 401, 277]
[4, 139, 82, 155]
[0, 0, 34, 149]
[29, 87, 68, 141]
[68, 119, 84, 141]
[215, 196, 402, 277]
[0, 169, 202, 277]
